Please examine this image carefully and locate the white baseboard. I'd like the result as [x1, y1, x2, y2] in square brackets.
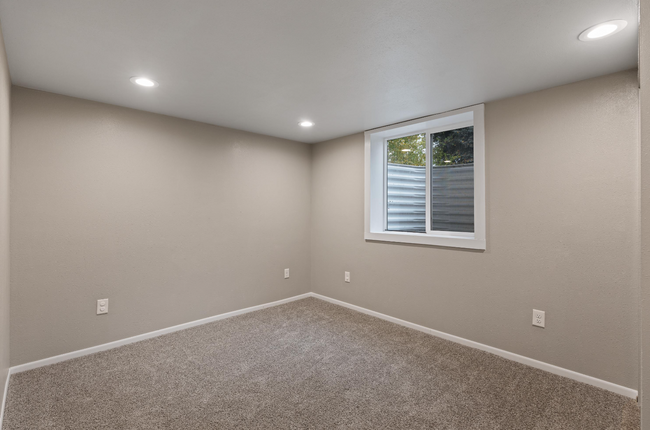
[10, 293, 312, 375]
[3, 290, 637, 413]
[311, 293, 637, 399]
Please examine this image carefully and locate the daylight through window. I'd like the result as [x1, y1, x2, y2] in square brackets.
[365, 105, 485, 249]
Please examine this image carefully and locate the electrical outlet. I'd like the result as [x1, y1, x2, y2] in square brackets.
[284, 268, 290, 279]
[97, 299, 109, 315]
[344, 271, 350, 283]
[532, 309, 545, 328]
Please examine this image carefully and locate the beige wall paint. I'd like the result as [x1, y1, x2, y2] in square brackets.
[0, 22, 10, 407]
[6, 64, 641, 397]
[10, 87, 311, 365]
[311, 70, 640, 390]
[640, 0, 649, 424]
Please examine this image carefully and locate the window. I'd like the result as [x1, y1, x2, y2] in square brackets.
[365, 105, 485, 249]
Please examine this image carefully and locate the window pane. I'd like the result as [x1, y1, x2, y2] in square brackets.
[386, 133, 426, 232]
[430, 126, 474, 233]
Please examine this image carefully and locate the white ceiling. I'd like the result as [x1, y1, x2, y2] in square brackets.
[0, 0, 639, 143]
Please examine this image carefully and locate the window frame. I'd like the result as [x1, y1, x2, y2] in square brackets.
[364, 104, 486, 250]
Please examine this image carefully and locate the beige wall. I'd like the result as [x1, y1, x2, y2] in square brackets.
[0, 22, 10, 408]
[10, 87, 312, 365]
[6, 63, 642, 397]
[641, 0, 650, 424]
[311, 70, 640, 390]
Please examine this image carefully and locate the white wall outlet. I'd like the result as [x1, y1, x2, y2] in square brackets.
[532, 309, 545, 328]
[97, 298, 109, 315]
[344, 271, 350, 283]
[284, 268, 290, 279]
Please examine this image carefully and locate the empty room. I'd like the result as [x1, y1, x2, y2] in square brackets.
[2, 0, 650, 429]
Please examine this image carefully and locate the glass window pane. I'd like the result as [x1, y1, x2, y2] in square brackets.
[430, 126, 474, 233]
[386, 133, 426, 232]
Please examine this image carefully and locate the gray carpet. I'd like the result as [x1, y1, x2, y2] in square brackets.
[2, 297, 640, 429]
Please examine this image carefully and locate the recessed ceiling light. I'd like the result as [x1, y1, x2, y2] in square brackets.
[130, 77, 159, 88]
[579, 20, 627, 41]
[299, 120, 314, 127]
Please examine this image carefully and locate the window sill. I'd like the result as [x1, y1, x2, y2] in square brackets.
[364, 230, 486, 250]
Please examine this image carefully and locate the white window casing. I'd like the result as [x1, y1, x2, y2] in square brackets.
[364, 104, 486, 250]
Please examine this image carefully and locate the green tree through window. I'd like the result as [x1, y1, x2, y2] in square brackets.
[386, 128, 473, 167]
[430, 126, 473, 166]
[387, 134, 425, 166]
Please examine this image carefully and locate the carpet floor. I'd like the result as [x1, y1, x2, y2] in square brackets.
[2, 297, 640, 429]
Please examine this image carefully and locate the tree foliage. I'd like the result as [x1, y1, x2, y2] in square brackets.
[387, 127, 474, 167]
[430, 126, 474, 166]
[387, 133, 425, 166]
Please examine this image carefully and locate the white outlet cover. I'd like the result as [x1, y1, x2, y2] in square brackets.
[97, 298, 109, 315]
[532, 309, 545, 328]
[344, 271, 350, 283]
[284, 268, 290, 279]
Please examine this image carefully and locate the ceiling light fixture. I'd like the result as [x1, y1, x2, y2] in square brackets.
[578, 20, 627, 41]
[299, 120, 314, 127]
[130, 76, 159, 87]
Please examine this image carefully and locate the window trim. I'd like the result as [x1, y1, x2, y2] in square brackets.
[364, 104, 486, 250]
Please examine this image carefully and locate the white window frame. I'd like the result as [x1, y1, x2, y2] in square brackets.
[364, 104, 485, 250]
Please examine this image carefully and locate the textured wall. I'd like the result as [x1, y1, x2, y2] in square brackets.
[10, 87, 311, 365]
[0, 21, 10, 410]
[640, 0, 650, 423]
[311, 70, 640, 390]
